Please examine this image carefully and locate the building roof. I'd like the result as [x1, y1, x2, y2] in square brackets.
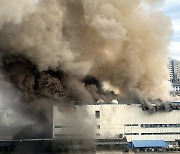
[0, 122, 35, 140]
[132, 140, 168, 148]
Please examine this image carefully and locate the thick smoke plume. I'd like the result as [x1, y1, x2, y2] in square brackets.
[0, 0, 36, 30]
[0, 0, 173, 106]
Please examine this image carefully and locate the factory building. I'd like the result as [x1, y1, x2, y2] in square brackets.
[1, 103, 180, 152]
[0, 108, 52, 153]
[83, 104, 180, 142]
[53, 103, 180, 150]
[0, 109, 51, 140]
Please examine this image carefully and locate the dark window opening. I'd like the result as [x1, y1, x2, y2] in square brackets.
[97, 125, 100, 129]
[95, 111, 100, 119]
[141, 132, 180, 135]
[124, 133, 139, 135]
[125, 124, 138, 126]
[141, 124, 180, 128]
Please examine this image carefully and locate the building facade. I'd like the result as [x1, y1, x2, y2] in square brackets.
[172, 83, 180, 94]
[168, 58, 180, 95]
[169, 58, 180, 83]
[53, 104, 180, 143]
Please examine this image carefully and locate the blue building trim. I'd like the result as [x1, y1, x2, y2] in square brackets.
[132, 140, 168, 148]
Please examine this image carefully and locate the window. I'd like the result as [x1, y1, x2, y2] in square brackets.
[95, 111, 100, 119]
[125, 124, 138, 126]
[140, 124, 180, 128]
[54, 126, 72, 128]
[54, 134, 82, 137]
[118, 134, 123, 138]
[125, 133, 139, 135]
[141, 132, 180, 135]
[97, 125, 100, 129]
[54, 126, 65, 128]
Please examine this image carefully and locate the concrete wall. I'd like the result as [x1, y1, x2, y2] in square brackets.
[53, 104, 180, 142]
[82, 104, 180, 142]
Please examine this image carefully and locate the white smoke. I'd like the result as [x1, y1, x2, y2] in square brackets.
[0, 0, 37, 30]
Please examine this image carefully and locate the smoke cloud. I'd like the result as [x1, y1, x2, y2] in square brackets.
[0, 0, 36, 30]
[0, 0, 173, 103]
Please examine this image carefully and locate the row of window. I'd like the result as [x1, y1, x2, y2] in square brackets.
[141, 124, 180, 128]
[173, 87, 180, 91]
[141, 132, 180, 135]
[125, 132, 180, 135]
[125, 133, 139, 135]
[55, 124, 180, 129]
[124, 124, 180, 128]
[125, 124, 138, 126]
[96, 123, 180, 129]
[55, 133, 180, 137]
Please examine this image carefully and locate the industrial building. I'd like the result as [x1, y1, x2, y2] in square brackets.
[0, 109, 53, 153]
[53, 103, 180, 151]
[1, 103, 180, 152]
[81, 104, 180, 141]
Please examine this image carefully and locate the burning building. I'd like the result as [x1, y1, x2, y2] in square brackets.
[53, 103, 180, 151]
[0, 0, 178, 153]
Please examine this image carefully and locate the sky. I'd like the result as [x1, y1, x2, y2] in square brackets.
[162, 0, 180, 60]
